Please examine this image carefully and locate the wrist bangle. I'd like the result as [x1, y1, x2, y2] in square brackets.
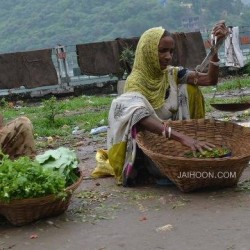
[168, 126, 172, 139]
[161, 123, 166, 137]
[210, 60, 220, 67]
[162, 123, 171, 139]
[194, 69, 199, 85]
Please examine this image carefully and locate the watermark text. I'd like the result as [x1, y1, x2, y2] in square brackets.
[177, 171, 237, 179]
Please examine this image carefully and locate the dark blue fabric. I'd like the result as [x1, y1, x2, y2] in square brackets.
[177, 68, 188, 79]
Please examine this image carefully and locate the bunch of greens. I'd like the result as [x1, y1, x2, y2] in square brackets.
[184, 147, 231, 158]
[36, 147, 79, 186]
[0, 154, 66, 202]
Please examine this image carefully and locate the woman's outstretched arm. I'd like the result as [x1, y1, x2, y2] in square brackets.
[138, 116, 215, 153]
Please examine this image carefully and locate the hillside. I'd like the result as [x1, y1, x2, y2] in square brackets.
[0, 0, 249, 53]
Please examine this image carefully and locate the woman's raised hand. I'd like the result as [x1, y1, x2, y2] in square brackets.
[211, 20, 229, 41]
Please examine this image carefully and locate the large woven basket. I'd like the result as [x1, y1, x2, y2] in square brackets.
[0, 171, 83, 226]
[136, 119, 250, 192]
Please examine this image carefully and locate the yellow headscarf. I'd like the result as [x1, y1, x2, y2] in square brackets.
[124, 27, 169, 109]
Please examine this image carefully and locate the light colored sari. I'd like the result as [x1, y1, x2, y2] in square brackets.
[92, 27, 205, 185]
[107, 92, 161, 185]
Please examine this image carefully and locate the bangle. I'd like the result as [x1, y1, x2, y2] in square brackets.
[194, 69, 199, 85]
[162, 123, 171, 139]
[168, 126, 172, 139]
[210, 60, 220, 67]
[161, 123, 166, 137]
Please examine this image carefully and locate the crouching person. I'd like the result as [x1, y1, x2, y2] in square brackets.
[0, 116, 36, 159]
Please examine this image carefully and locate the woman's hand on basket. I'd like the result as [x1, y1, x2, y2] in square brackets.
[137, 116, 216, 154]
[177, 134, 216, 154]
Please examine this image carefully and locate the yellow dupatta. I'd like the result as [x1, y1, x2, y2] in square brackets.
[124, 27, 169, 110]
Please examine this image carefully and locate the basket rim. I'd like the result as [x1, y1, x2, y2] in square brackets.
[0, 169, 83, 206]
[136, 118, 250, 162]
[139, 145, 250, 163]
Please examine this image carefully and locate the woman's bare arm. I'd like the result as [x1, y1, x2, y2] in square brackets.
[186, 21, 228, 86]
[138, 116, 215, 152]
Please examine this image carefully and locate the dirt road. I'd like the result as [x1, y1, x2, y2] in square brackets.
[1, 129, 250, 250]
[1, 105, 250, 250]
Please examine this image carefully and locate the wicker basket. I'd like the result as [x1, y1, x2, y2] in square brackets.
[136, 119, 250, 192]
[0, 171, 83, 226]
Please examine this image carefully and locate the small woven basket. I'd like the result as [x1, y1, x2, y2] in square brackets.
[136, 119, 250, 192]
[0, 171, 83, 226]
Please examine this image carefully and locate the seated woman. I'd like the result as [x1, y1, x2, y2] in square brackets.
[0, 115, 36, 159]
[101, 21, 228, 186]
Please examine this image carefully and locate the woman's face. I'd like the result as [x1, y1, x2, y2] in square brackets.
[158, 36, 175, 70]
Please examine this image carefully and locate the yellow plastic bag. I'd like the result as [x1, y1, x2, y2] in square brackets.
[91, 149, 115, 178]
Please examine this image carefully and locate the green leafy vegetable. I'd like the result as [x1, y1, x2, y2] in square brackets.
[36, 147, 79, 186]
[184, 147, 231, 158]
[0, 153, 66, 202]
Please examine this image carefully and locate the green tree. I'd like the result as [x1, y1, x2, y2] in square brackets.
[0, 0, 248, 53]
